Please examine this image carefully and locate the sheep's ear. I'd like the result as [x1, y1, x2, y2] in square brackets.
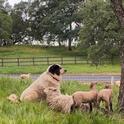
[53, 88, 57, 91]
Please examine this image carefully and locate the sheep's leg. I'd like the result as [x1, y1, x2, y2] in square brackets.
[89, 102, 93, 112]
[70, 104, 75, 112]
[105, 101, 109, 111]
[97, 97, 101, 109]
[109, 99, 113, 112]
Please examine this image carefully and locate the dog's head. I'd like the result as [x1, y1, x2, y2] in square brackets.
[47, 64, 67, 76]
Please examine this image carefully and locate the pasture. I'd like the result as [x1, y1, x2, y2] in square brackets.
[0, 46, 120, 74]
[0, 77, 123, 124]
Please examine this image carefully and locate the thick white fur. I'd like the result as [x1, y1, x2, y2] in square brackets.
[20, 65, 63, 102]
[20, 73, 31, 79]
[44, 87, 74, 113]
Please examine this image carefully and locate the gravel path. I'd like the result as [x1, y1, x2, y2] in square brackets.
[0, 74, 120, 82]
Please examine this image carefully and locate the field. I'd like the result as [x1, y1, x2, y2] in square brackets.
[0, 64, 120, 74]
[0, 77, 123, 124]
[0, 45, 82, 58]
[0, 46, 120, 74]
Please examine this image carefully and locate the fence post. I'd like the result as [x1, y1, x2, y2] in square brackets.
[32, 57, 35, 66]
[17, 58, 20, 66]
[74, 56, 77, 64]
[47, 57, 49, 65]
[111, 76, 114, 85]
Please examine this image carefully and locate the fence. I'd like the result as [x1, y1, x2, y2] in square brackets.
[0, 56, 86, 67]
[0, 56, 117, 67]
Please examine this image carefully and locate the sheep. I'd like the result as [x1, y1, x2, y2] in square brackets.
[72, 83, 97, 112]
[7, 94, 19, 103]
[20, 73, 31, 79]
[115, 80, 120, 87]
[44, 87, 74, 113]
[97, 84, 113, 112]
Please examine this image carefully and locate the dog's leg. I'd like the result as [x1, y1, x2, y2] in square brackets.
[20, 91, 40, 102]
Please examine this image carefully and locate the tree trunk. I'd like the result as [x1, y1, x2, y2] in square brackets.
[58, 38, 62, 47]
[111, 0, 124, 112]
[68, 23, 72, 51]
[118, 42, 124, 112]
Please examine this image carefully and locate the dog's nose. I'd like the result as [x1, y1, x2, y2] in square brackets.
[64, 70, 67, 73]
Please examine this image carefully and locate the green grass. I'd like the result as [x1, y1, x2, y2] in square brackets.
[0, 77, 124, 124]
[0, 64, 121, 74]
[0, 45, 82, 58]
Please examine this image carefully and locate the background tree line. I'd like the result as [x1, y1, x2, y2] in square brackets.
[0, 0, 118, 51]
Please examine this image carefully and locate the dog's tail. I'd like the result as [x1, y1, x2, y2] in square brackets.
[7, 94, 21, 103]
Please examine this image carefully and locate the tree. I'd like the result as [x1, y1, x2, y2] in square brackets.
[79, 0, 119, 66]
[111, 0, 124, 112]
[29, 0, 83, 50]
[0, 1, 12, 46]
[11, 1, 29, 44]
[79, 0, 124, 112]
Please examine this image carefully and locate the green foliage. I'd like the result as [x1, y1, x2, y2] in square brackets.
[79, 0, 120, 65]
[0, 9, 12, 45]
[11, 1, 29, 44]
[29, 0, 83, 50]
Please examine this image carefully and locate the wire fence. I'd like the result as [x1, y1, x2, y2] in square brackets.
[0, 56, 118, 67]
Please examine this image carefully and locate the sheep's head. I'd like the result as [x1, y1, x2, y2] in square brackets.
[44, 87, 59, 95]
[104, 84, 112, 89]
[90, 82, 97, 90]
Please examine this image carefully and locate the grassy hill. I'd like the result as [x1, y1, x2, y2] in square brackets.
[0, 45, 83, 58]
[0, 45, 120, 74]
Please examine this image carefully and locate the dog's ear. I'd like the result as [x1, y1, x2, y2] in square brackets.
[48, 64, 61, 75]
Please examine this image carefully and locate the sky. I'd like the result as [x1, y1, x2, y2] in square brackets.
[8, 0, 28, 6]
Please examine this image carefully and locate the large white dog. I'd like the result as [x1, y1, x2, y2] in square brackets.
[20, 64, 66, 102]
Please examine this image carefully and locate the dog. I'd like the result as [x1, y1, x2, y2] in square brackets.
[97, 84, 113, 112]
[44, 87, 74, 113]
[20, 73, 31, 79]
[72, 83, 97, 112]
[20, 64, 66, 102]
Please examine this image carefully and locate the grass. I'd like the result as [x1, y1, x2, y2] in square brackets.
[0, 45, 82, 58]
[0, 64, 121, 74]
[0, 77, 124, 124]
[0, 45, 120, 74]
